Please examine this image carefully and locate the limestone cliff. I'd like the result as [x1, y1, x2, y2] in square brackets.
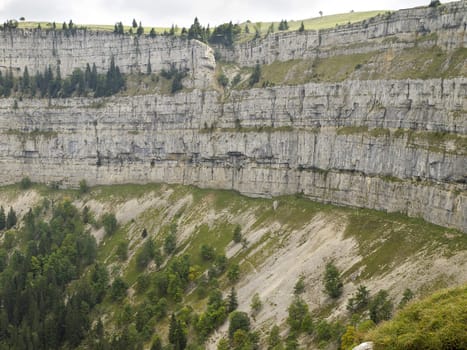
[216, 1, 467, 65]
[0, 31, 216, 89]
[0, 2, 465, 231]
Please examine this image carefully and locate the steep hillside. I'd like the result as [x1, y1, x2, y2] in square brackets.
[0, 183, 466, 349]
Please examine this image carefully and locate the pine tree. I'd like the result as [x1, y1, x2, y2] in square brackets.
[228, 287, 238, 312]
[21, 66, 30, 93]
[6, 207, 17, 229]
[149, 28, 156, 38]
[147, 59, 152, 74]
[188, 17, 204, 41]
[0, 206, 5, 230]
[323, 262, 343, 298]
[151, 337, 162, 350]
[168, 314, 177, 345]
[249, 63, 261, 87]
[299, 21, 305, 32]
[168, 314, 187, 349]
[90, 63, 98, 90]
[132, 19, 138, 28]
[137, 22, 144, 36]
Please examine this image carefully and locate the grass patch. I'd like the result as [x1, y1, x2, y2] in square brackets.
[312, 52, 375, 82]
[367, 285, 467, 349]
[409, 131, 467, 155]
[237, 11, 384, 40]
[17, 21, 171, 35]
[182, 222, 236, 268]
[260, 59, 314, 86]
[97, 223, 129, 264]
[5, 129, 58, 139]
[336, 126, 369, 135]
[92, 183, 164, 201]
[343, 209, 467, 280]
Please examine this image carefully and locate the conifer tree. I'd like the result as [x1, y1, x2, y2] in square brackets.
[6, 207, 17, 229]
[299, 21, 305, 32]
[137, 22, 144, 36]
[323, 262, 343, 298]
[228, 287, 238, 312]
[21, 66, 30, 93]
[0, 206, 5, 230]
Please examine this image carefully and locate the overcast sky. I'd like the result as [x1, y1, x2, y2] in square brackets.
[0, 0, 459, 28]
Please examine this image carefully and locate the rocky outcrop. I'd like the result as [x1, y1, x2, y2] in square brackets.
[0, 78, 465, 231]
[352, 342, 374, 350]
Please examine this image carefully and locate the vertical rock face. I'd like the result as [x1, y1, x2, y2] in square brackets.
[0, 2, 465, 231]
[215, 1, 467, 65]
[0, 78, 465, 231]
[0, 31, 216, 89]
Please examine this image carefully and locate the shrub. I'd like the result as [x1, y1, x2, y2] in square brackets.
[110, 277, 128, 301]
[250, 292, 262, 316]
[20, 176, 32, 189]
[0, 206, 5, 230]
[116, 240, 129, 261]
[6, 207, 17, 229]
[102, 213, 118, 235]
[233, 225, 242, 243]
[347, 285, 370, 313]
[217, 73, 229, 87]
[227, 264, 240, 283]
[200, 244, 215, 261]
[368, 285, 467, 349]
[79, 179, 89, 194]
[164, 233, 177, 255]
[323, 262, 343, 298]
[369, 290, 393, 324]
[136, 239, 155, 270]
[287, 297, 311, 333]
[294, 275, 306, 295]
[398, 288, 414, 309]
[229, 311, 250, 339]
[249, 64, 261, 87]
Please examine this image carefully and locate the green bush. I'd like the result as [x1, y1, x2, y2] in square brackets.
[6, 207, 17, 229]
[369, 290, 393, 324]
[369, 285, 467, 349]
[229, 311, 250, 339]
[79, 179, 89, 194]
[217, 73, 229, 87]
[323, 262, 343, 298]
[233, 225, 242, 243]
[287, 297, 312, 333]
[110, 277, 128, 301]
[0, 206, 5, 230]
[20, 176, 32, 189]
[294, 275, 306, 295]
[102, 213, 118, 235]
[200, 244, 215, 261]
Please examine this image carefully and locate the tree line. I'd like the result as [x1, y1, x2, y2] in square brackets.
[111, 17, 294, 47]
[0, 57, 124, 98]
